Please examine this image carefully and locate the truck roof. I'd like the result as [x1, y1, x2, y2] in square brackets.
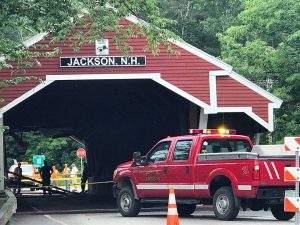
[161, 129, 251, 140]
[161, 134, 251, 141]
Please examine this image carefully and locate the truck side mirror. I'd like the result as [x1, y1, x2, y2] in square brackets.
[141, 156, 148, 166]
[133, 152, 142, 165]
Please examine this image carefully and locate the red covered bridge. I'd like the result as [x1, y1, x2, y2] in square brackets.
[0, 15, 282, 193]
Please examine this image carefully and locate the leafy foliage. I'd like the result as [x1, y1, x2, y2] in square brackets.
[5, 132, 82, 170]
[158, 0, 243, 56]
[0, 0, 178, 71]
[1, 0, 299, 152]
[218, 0, 300, 142]
[0, 1, 179, 162]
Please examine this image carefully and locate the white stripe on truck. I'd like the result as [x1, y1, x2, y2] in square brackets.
[194, 185, 209, 190]
[136, 184, 195, 190]
[237, 185, 251, 191]
[271, 162, 280, 179]
[136, 184, 168, 189]
[136, 184, 250, 191]
[137, 184, 207, 190]
[264, 162, 273, 179]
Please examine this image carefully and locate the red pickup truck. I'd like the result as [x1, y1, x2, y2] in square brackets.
[113, 129, 295, 221]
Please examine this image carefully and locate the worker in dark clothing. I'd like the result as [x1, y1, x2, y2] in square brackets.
[40, 160, 53, 195]
[81, 162, 89, 193]
[13, 162, 22, 195]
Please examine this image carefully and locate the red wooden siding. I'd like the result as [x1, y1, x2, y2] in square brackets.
[0, 33, 217, 107]
[216, 76, 270, 122]
[0, 17, 273, 127]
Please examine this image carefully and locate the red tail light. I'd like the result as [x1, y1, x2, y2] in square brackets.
[253, 165, 260, 180]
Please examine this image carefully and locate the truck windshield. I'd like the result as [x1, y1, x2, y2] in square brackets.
[201, 139, 251, 153]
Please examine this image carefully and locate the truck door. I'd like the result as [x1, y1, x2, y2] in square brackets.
[168, 138, 194, 197]
[137, 141, 171, 197]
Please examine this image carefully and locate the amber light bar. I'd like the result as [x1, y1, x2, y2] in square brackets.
[188, 129, 237, 135]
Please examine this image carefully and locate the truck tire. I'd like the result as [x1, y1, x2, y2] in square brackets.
[213, 186, 240, 220]
[270, 204, 294, 221]
[117, 186, 141, 217]
[177, 204, 196, 216]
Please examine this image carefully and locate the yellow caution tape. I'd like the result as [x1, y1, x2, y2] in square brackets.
[21, 177, 85, 182]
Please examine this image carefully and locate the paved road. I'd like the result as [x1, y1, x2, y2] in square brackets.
[9, 209, 294, 225]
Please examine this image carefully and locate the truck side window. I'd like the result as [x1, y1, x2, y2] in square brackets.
[235, 141, 250, 152]
[173, 140, 193, 161]
[147, 141, 171, 163]
[201, 139, 251, 153]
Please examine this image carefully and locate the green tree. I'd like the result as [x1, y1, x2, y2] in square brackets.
[1, 1, 179, 166]
[0, 0, 178, 101]
[159, 0, 243, 56]
[5, 131, 82, 171]
[218, 0, 300, 142]
[5, 134, 27, 166]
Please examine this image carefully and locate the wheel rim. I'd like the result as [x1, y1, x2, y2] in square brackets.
[120, 193, 132, 212]
[216, 194, 229, 215]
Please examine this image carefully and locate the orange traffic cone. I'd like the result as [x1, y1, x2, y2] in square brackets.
[167, 188, 180, 225]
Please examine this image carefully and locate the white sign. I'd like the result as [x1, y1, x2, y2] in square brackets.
[95, 39, 109, 55]
[285, 137, 300, 152]
[284, 167, 300, 181]
[285, 197, 300, 212]
[60, 56, 146, 68]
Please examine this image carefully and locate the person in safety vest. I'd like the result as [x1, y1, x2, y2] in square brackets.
[51, 165, 59, 187]
[63, 164, 71, 191]
[70, 164, 79, 191]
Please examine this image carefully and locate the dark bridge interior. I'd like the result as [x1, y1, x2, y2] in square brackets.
[4, 79, 266, 194]
[4, 80, 190, 182]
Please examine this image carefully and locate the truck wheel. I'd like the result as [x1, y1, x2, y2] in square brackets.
[213, 186, 240, 220]
[117, 186, 141, 217]
[177, 204, 196, 216]
[270, 204, 294, 221]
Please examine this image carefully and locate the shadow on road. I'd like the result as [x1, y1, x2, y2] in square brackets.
[16, 194, 117, 214]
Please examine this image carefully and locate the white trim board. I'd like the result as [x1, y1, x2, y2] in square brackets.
[209, 70, 281, 131]
[209, 70, 282, 106]
[0, 80, 54, 114]
[126, 15, 233, 72]
[126, 15, 281, 119]
[0, 73, 214, 115]
[229, 71, 282, 106]
[46, 73, 161, 81]
[23, 32, 48, 48]
[152, 78, 214, 114]
[217, 107, 270, 131]
[46, 73, 215, 113]
[0, 73, 277, 131]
